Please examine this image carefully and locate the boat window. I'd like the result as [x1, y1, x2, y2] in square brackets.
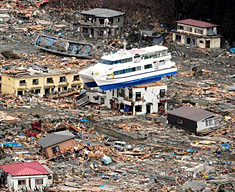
[99, 58, 132, 65]
[114, 66, 141, 75]
[99, 59, 115, 65]
[121, 58, 133, 63]
[144, 64, 153, 69]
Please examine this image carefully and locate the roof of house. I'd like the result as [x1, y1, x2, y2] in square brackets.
[37, 130, 75, 148]
[0, 161, 50, 176]
[168, 106, 215, 121]
[176, 19, 218, 28]
[81, 8, 125, 18]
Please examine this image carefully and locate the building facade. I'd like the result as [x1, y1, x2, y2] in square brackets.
[168, 106, 219, 133]
[172, 19, 221, 48]
[87, 82, 168, 115]
[0, 161, 53, 191]
[79, 8, 125, 38]
[1, 66, 82, 97]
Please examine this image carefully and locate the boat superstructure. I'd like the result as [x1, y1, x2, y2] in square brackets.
[79, 45, 177, 90]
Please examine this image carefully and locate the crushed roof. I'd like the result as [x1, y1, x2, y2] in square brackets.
[168, 106, 215, 121]
[37, 130, 75, 148]
[0, 161, 49, 176]
[81, 8, 125, 18]
[176, 19, 218, 28]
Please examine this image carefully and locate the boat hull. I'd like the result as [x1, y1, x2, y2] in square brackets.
[94, 68, 177, 91]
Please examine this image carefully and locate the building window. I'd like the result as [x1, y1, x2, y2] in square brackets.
[63, 86, 68, 91]
[195, 28, 203, 34]
[184, 26, 192, 32]
[144, 64, 153, 69]
[117, 18, 120, 23]
[48, 175, 52, 179]
[47, 78, 54, 84]
[19, 80, 26, 86]
[73, 75, 79, 81]
[59, 76, 66, 83]
[136, 92, 141, 101]
[159, 89, 165, 98]
[18, 90, 23, 96]
[177, 119, 184, 125]
[94, 96, 99, 100]
[119, 89, 125, 97]
[35, 89, 40, 94]
[199, 40, 204, 44]
[51, 146, 60, 154]
[35, 179, 43, 185]
[135, 105, 142, 112]
[18, 180, 26, 186]
[99, 19, 104, 24]
[176, 34, 181, 41]
[178, 25, 184, 30]
[32, 79, 39, 85]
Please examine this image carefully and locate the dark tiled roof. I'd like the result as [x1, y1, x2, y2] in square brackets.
[176, 19, 218, 28]
[81, 8, 125, 18]
[168, 106, 215, 121]
[37, 131, 75, 148]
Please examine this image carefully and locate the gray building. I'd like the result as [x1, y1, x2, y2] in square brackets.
[168, 106, 218, 134]
[79, 8, 125, 38]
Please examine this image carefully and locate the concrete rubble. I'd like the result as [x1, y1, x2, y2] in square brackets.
[0, 1, 234, 192]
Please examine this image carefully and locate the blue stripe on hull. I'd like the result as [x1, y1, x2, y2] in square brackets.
[85, 82, 98, 87]
[99, 71, 177, 91]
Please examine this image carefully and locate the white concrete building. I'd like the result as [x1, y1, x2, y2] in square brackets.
[0, 161, 53, 191]
[87, 82, 168, 115]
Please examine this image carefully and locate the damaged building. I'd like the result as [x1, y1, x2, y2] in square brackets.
[87, 82, 168, 115]
[168, 106, 219, 134]
[79, 8, 125, 38]
[1, 65, 82, 97]
[172, 19, 221, 48]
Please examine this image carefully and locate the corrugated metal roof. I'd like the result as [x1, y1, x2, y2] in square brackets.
[0, 161, 49, 176]
[81, 8, 124, 18]
[176, 19, 218, 28]
[168, 106, 215, 121]
[37, 130, 75, 148]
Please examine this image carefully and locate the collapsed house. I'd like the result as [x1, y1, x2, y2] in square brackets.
[79, 8, 125, 38]
[172, 19, 221, 48]
[1, 64, 82, 97]
[37, 131, 77, 159]
[87, 82, 168, 115]
[0, 161, 53, 191]
[167, 106, 219, 134]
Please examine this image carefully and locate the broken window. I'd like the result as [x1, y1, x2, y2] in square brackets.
[47, 77, 54, 84]
[136, 92, 141, 101]
[35, 179, 43, 185]
[51, 146, 60, 154]
[18, 90, 23, 96]
[199, 40, 204, 44]
[59, 76, 66, 83]
[99, 19, 104, 24]
[35, 89, 40, 94]
[176, 34, 181, 41]
[119, 89, 125, 97]
[19, 80, 26, 86]
[73, 75, 79, 81]
[129, 89, 133, 99]
[18, 180, 26, 186]
[32, 79, 39, 85]
[177, 119, 184, 125]
[117, 18, 120, 23]
[195, 28, 203, 34]
[177, 25, 183, 30]
[160, 89, 165, 98]
[135, 105, 142, 112]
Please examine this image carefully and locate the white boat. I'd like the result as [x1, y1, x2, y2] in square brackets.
[79, 45, 177, 91]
